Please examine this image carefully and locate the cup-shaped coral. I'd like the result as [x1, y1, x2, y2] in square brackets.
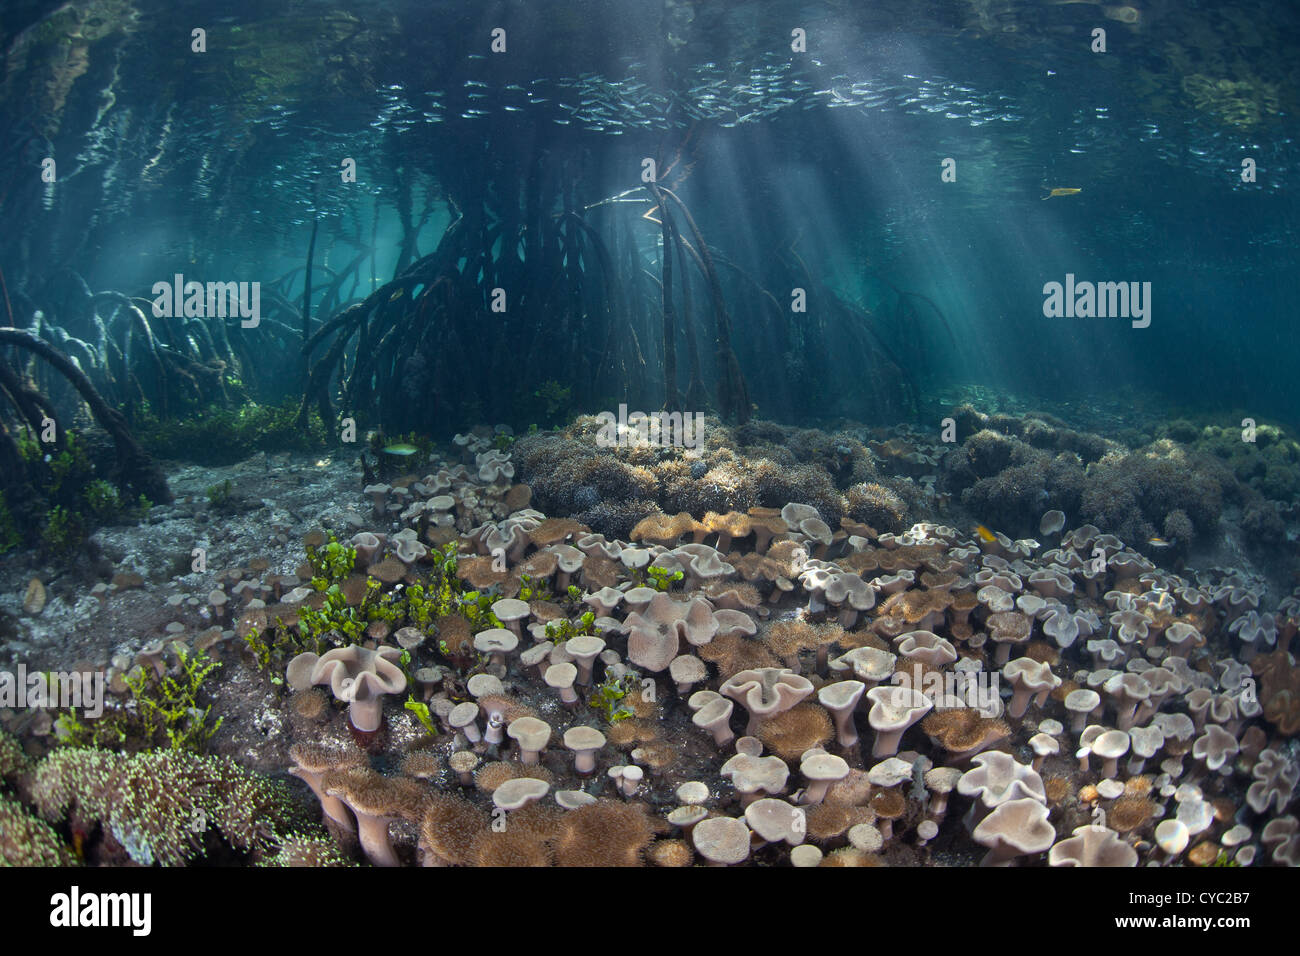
[1002, 658, 1060, 720]
[865, 685, 933, 757]
[971, 796, 1055, 867]
[287, 645, 406, 735]
[720, 667, 814, 736]
[624, 592, 719, 673]
[1048, 824, 1137, 867]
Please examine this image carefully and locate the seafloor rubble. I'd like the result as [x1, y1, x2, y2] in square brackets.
[0, 408, 1298, 867]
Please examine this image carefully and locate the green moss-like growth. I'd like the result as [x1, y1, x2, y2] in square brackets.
[457, 590, 503, 630]
[297, 584, 368, 645]
[7, 431, 150, 559]
[646, 565, 684, 592]
[205, 478, 234, 508]
[81, 479, 119, 520]
[135, 400, 328, 465]
[0, 491, 19, 555]
[40, 505, 87, 558]
[305, 534, 356, 586]
[516, 573, 552, 603]
[55, 647, 224, 753]
[544, 611, 598, 646]
[534, 379, 573, 425]
[589, 673, 637, 724]
[128, 647, 224, 752]
[242, 623, 305, 682]
[250, 540, 511, 683]
[46, 432, 96, 501]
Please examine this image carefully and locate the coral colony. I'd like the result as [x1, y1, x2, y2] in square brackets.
[0, 2, 1297, 876]
[3, 410, 1298, 869]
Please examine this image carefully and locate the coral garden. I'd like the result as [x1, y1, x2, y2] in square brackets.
[0, 0, 1295, 880]
[2, 409, 1298, 868]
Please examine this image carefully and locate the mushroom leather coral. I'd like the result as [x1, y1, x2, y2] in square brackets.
[290, 645, 407, 733]
[624, 592, 719, 672]
[1254, 650, 1300, 736]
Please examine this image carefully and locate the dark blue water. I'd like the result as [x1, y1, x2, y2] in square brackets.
[2, 0, 1297, 425]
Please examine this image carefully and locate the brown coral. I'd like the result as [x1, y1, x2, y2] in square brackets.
[435, 615, 473, 658]
[698, 633, 780, 679]
[878, 588, 953, 627]
[846, 482, 908, 533]
[705, 580, 762, 611]
[1109, 796, 1156, 833]
[1043, 775, 1073, 805]
[647, 838, 694, 866]
[631, 512, 703, 547]
[1255, 649, 1300, 736]
[554, 800, 654, 866]
[527, 517, 590, 548]
[470, 828, 552, 867]
[762, 620, 843, 669]
[606, 718, 662, 748]
[581, 554, 622, 590]
[841, 550, 881, 575]
[755, 702, 834, 761]
[805, 803, 876, 843]
[921, 710, 1011, 757]
[368, 556, 408, 585]
[457, 556, 507, 590]
[420, 793, 489, 865]
[703, 510, 754, 550]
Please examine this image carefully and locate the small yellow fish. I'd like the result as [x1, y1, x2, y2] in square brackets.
[974, 524, 997, 543]
[1147, 536, 1175, 549]
[1043, 187, 1083, 200]
[389, 288, 406, 301]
